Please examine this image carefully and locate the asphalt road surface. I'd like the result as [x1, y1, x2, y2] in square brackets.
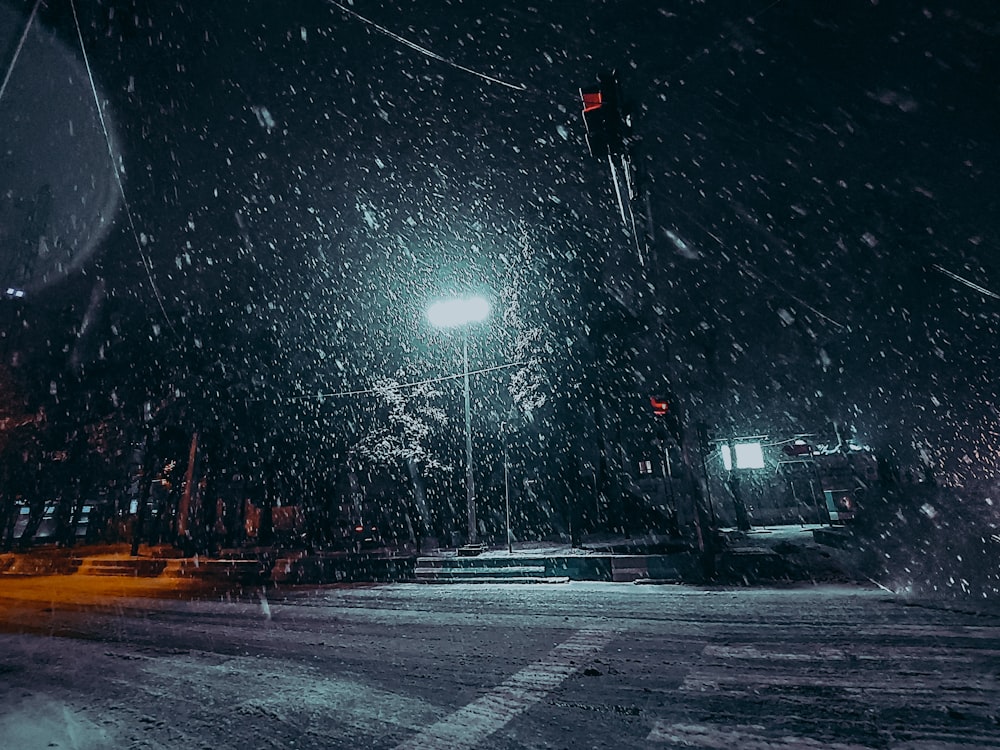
[0, 578, 998, 749]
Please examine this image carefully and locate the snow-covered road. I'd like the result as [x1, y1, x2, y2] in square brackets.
[0, 580, 998, 748]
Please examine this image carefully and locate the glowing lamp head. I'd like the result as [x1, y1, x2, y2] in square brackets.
[426, 296, 490, 329]
[722, 441, 765, 470]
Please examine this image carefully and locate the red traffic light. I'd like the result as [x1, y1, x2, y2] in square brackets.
[579, 71, 625, 159]
[581, 89, 603, 113]
[649, 396, 669, 416]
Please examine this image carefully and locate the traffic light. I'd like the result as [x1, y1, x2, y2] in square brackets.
[579, 70, 626, 159]
[649, 396, 669, 417]
[650, 394, 683, 445]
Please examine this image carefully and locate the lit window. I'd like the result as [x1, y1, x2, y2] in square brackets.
[734, 442, 765, 469]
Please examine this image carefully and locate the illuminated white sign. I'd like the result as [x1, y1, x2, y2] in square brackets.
[721, 441, 765, 470]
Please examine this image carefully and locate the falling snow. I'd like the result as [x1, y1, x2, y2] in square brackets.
[0, 0, 997, 621]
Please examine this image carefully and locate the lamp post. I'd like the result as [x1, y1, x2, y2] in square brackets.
[720, 438, 763, 532]
[501, 421, 512, 554]
[427, 296, 490, 547]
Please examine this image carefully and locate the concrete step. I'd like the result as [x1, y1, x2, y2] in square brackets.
[75, 558, 167, 577]
[414, 555, 560, 583]
[1, 553, 80, 576]
[414, 564, 547, 579]
[416, 556, 549, 569]
[72, 556, 263, 582]
[414, 575, 570, 584]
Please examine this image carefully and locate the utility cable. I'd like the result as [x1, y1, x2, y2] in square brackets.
[932, 264, 1000, 301]
[327, 0, 527, 91]
[0, 0, 41, 105]
[69, 0, 179, 338]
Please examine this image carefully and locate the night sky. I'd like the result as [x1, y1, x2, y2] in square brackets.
[2, 0, 999, 484]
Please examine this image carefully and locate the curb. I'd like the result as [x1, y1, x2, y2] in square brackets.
[0, 525, 867, 586]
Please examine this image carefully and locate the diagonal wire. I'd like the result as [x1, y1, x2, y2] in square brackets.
[327, 0, 527, 91]
[932, 264, 1000, 301]
[69, 0, 179, 338]
[0, 0, 41, 105]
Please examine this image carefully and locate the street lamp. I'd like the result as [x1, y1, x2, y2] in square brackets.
[427, 296, 490, 547]
[720, 437, 765, 532]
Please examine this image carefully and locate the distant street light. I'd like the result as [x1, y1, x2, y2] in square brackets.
[720, 437, 764, 532]
[427, 296, 490, 547]
[720, 441, 766, 471]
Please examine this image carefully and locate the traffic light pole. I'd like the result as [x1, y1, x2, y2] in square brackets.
[660, 439, 675, 518]
[652, 397, 716, 580]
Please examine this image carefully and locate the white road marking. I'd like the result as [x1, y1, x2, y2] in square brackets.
[393, 627, 615, 750]
[858, 624, 1000, 641]
[703, 644, 848, 661]
[647, 721, 1000, 749]
[702, 643, 1000, 663]
[680, 668, 996, 699]
[669, 641, 1000, 748]
[646, 721, 876, 749]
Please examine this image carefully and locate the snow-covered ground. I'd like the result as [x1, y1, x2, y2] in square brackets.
[1, 580, 997, 748]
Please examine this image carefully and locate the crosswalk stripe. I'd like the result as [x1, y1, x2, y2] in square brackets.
[393, 628, 615, 750]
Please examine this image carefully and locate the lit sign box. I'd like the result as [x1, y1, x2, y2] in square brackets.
[721, 442, 765, 470]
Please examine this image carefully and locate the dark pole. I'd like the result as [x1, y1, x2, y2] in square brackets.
[696, 424, 717, 528]
[463, 332, 476, 545]
[727, 470, 752, 532]
[503, 424, 512, 554]
[660, 439, 675, 510]
[130, 430, 155, 557]
[176, 431, 199, 545]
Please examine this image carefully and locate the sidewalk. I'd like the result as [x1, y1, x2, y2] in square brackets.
[0, 543, 415, 586]
[0, 524, 866, 587]
[1, 543, 264, 576]
[414, 524, 864, 584]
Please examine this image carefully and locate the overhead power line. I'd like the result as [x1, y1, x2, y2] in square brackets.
[0, 0, 41, 105]
[933, 264, 1000, 301]
[327, 0, 527, 91]
[69, 0, 179, 338]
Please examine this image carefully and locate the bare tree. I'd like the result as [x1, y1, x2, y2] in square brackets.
[500, 227, 551, 425]
[355, 373, 451, 539]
